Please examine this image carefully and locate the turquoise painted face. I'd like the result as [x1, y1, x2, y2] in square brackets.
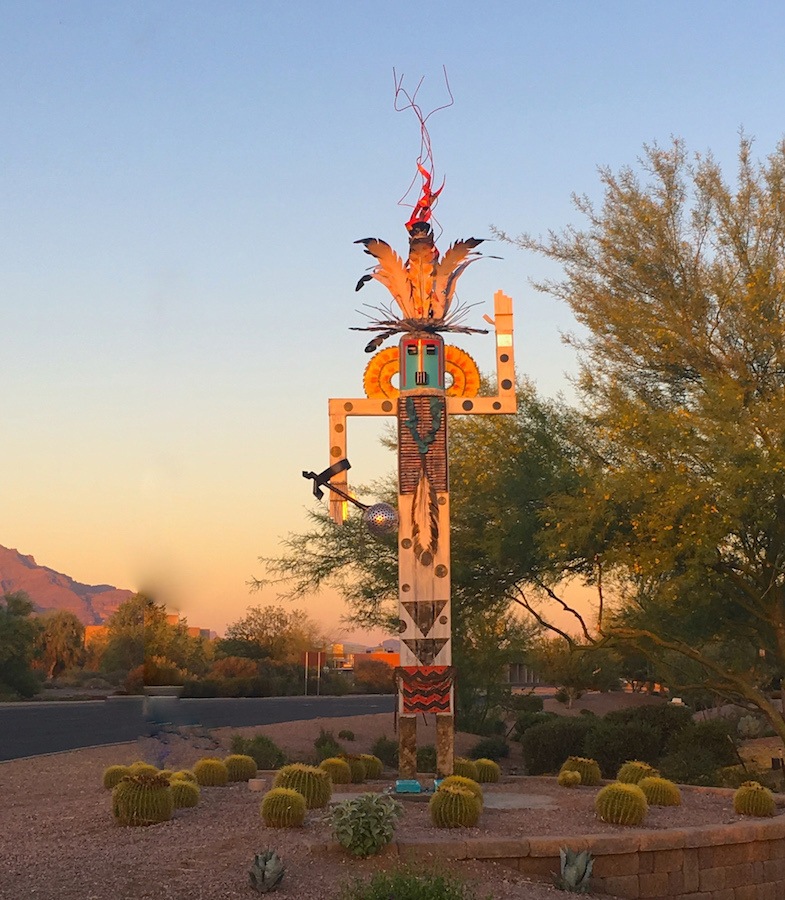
[399, 337, 444, 391]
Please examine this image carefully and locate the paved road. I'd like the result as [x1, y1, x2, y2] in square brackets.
[0, 694, 395, 761]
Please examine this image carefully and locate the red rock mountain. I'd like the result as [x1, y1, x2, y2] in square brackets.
[0, 545, 133, 624]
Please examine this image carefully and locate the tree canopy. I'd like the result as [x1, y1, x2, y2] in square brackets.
[498, 136, 785, 737]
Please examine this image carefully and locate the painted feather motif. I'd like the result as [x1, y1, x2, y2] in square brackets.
[411, 466, 439, 564]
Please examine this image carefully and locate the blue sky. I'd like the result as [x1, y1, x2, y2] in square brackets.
[2, 1, 784, 640]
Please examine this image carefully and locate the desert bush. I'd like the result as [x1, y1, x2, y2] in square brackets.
[512, 710, 557, 739]
[668, 719, 738, 766]
[417, 744, 437, 773]
[314, 728, 343, 762]
[328, 792, 403, 857]
[208, 656, 259, 680]
[467, 735, 509, 761]
[520, 716, 597, 775]
[658, 748, 723, 786]
[230, 734, 286, 770]
[339, 868, 480, 900]
[508, 692, 544, 714]
[583, 720, 659, 777]
[353, 657, 396, 693]
[603, 703, 693, 756]
[371, 735, 398, 769]
[338, 729, 355, 741]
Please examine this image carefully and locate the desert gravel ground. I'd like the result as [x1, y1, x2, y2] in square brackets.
[0, 710, 772, 900]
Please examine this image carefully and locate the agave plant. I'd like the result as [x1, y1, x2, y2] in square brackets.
[556, 847, 594, 893]
[248, 850, 285, 894]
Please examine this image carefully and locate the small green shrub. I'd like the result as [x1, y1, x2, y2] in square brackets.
[558, 769, 582, 788]
[512, 710, 557, 739]
[638, 776, 681, 807]
[320, 757, 352, 784]
[224, 754, 257, 782]
[338, 729, 355, 741]
[193, 758, 229, 786]
[467, 735, 509, 761]
[603, 704, 693, 757]
[358, 754, 383, 779]
[734, 781, 775, 817]
[103, 765, 131, 789]
[417, 744, 438, 773]
[314, 728, 343, 761]
[453, 757, 479, 781]
[667, 719, 738, 769]
[230, 734, 286, 770]
[520, 716, 597, 775]
[273, 763, 331, 809]
[328, 792, 403, 857]
[595, 782, 648, 826]
[112, 773, 173, 826]
[261, 787, 307, 827]
[430, 785, 481, 828]
[339, 867, 480, 900]
[370, 735, 398, 769]
[560, 756, 601, 787]
[583, 721, 659, 777]
[509, 692, 544, 714]
[474, 758, 501, 783]
[171, 779, 200, 808]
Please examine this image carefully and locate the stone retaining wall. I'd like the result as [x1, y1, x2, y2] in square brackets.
[319, 815, 785, 899]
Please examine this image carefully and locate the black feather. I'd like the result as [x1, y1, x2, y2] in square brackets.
[355, 275, 372, 292]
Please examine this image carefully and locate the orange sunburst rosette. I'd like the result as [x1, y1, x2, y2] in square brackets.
[363, 345, 480, 399]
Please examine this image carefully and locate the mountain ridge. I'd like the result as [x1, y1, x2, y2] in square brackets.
[0, 544, 133, 625]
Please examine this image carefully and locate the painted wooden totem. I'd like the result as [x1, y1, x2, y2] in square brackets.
[316, 214, 517, 778]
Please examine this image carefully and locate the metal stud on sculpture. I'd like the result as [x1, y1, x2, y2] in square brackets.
[305, 93, 517, 778]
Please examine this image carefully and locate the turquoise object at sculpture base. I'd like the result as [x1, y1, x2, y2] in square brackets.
[395, 779, 422, 793]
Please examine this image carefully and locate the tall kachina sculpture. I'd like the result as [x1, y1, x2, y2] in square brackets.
[304, 93, 517, 779]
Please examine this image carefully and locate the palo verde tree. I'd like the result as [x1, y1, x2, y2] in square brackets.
[499, 136, 785, 739]
[0, 591, 41, 698]
[34, 610, 85, 680]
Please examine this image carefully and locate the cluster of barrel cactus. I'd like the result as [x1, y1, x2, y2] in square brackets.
[560, 757, 601, 787]
[345, 756, 367, 784]
[273, 763, 331, 808]
[595, 782, 648, 826]
[617, 760, 659, 784]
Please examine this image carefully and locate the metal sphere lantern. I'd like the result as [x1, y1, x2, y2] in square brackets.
[362, 503, 399, 536]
